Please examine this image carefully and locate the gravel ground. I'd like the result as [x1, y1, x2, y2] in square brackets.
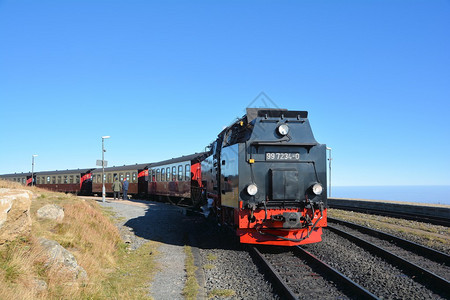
[190, 219, 279, 300]
[97, 198, 279, 300]
[95, 197, 447, 300]
[304, 229, 445, 299]
[98, 198, 188, 300]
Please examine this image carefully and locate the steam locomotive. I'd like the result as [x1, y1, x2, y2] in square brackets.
[0, 108, 327, 246]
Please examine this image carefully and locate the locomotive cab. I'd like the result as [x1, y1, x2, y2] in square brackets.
[203, 108, 327, 246]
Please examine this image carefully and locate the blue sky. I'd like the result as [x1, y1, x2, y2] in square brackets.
[0, 0, 449, 186]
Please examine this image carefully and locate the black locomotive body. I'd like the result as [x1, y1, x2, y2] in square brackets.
[202, 108, 327, 246]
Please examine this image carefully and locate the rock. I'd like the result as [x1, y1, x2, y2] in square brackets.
[32, 279, 48, 293]
[37, 204, 64, 221]
[38, 237, 88, 282]
[0, 188, 32, 244]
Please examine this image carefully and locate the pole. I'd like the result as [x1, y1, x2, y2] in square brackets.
[326, 147, 332, 197]
[102, 137, 105, 202]
[101, 136, 110, 202]
[31, 154, 37, 186]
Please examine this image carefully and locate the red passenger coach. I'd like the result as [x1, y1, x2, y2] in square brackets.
[34, 169, 95, 194]
[148, 153, 207, 206]
[91, 163, 150, 197]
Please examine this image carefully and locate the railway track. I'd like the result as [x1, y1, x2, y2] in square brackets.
[328, 204, 450, 227]
[248, 219, 450, 299]
[249, 245, 377, 299]
[326, 218, 450, 299]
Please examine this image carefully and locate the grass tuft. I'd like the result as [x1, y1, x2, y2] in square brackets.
[203, 264, 215, 270]
[183, 246, 199, 300]
[208, 288, 236, 298]
[206, 253, 217, 261]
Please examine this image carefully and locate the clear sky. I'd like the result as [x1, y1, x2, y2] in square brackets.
[0, 0, 449, 187]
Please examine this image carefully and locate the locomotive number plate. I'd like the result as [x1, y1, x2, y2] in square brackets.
[266, 152, 300, 161]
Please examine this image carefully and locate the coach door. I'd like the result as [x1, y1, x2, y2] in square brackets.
[138, 168, 148, 196]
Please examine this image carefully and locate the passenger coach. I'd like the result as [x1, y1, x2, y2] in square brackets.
[147, 153, 207, 205]
[90, 163, 150, 197]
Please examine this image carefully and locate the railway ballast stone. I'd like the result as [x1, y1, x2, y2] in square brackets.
[37, 204, 64, 221]
[0, 188, 32, 244]
[38, 237, 88, 282]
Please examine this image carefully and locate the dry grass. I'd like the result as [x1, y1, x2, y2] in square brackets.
[328, 208, 450, 254]
[0, 179, 157, 299]
[182, 246, 199, 300]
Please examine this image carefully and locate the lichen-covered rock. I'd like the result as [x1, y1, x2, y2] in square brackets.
[38, 237, 88, 282]
[0, 188, 32, 244]
[32, 278, 48, 293]
[37, 204, 64, 221]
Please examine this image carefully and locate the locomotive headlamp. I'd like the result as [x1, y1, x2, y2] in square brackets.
[277, 124, 289, 136]
[312, 183, 323, 195]
[247, 184, 258, 196]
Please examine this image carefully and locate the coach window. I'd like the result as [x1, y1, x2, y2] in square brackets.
[21, 178, 25, 184]
[132, 172, 137, 183]
[152, 170, 156, 182]
[126, 173, 130, 181]
[172, 166, 176, 181]
[161, 168, 165, 181]
[107, 174, 112, 183]
[156, 169, 160, 181]
[51, 176, 56, 184]
[76, 175, 80, 184]
[64, 176, 68, 184]
[178, 165, 183, 181]
[69, 175, 74, 183]
[119, 173, 124, 181]
[164, 167, 168, 181]
[185, 164, 190, 181]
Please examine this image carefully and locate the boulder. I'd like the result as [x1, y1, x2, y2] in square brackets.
[37, 204, 64, 221]
[38, 237, 88, 282]
[0, 188, 32, 244]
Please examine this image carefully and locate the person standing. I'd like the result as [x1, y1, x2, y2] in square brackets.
[122, 177, 129, 200]
[112, 177, 122, 200]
